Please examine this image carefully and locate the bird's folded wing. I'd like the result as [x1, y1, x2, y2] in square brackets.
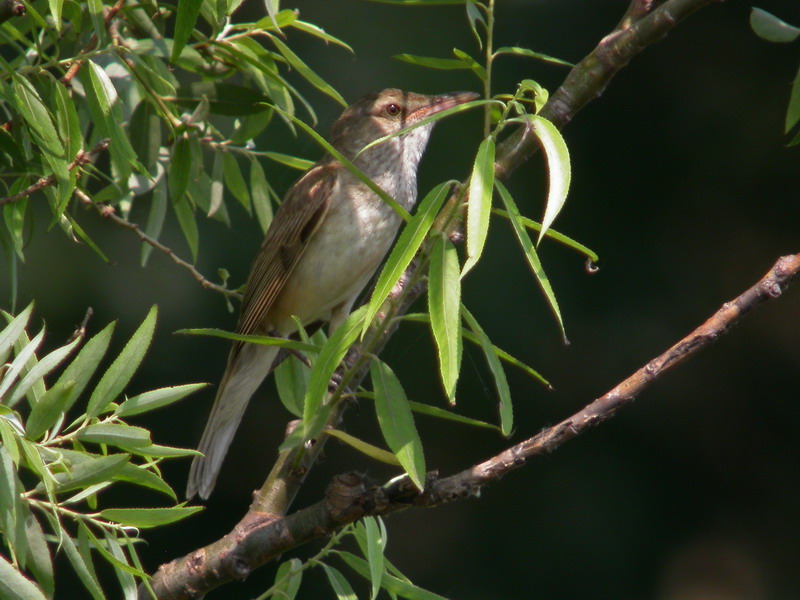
[234, 162, 336, 345]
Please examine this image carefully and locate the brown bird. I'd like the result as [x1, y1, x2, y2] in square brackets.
[186, 88, 478, 500]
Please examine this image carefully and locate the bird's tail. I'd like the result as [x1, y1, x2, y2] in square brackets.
[186, 343, 280, 500]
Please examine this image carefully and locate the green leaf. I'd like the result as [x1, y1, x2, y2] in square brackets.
[231, 108, 273, 145]
[249, 157, 273, 233]
[0, 553, 47, 600]
[786, 65, 800, 133]
[56, 321, 115, 415]
[322, 563, 358, 600]
[61, 534, 105, 600]
[104, 533, 139, 597]
[493, 46, 573, 67]
[177, 328, 317, 353]
[77, 423, 152, 448]
[337, 551, 448, 600]
[465, 0, 485, 49]
[10, 332, 81, 406]
[209, 150, 224, 218]
[26, 381, 74, 440]
[393, 53, 476, 71]
[116, 443, 200, 458]
[428, 236, 462, 403]
[141, 176, 168, 266]
[0, 327, 44, 405]
[462, 136, 495, 276]
[116, 383, 207, 417]
[114, 464, 176, 499]
[461, 306, 512, 436]
[526, 115, 570, 244]
[324, 429, 400, 465]
[100, 506, 202, 528]
[129, 101, 163, 174]
[407, 400, 500, 431]
[87, 306, 157, 417]
[83, 60, 141, 181]
[11, 75, 65, 160]
[495, 180, 566, 342]
[269, 35, 347, 107]
[363, 517, 387, 600]
[370, 360, 425, 490]
[0, 303, 33, 366]
[275, 355, 309, 418]
[361, 181, 451, 337]
[23, 511, 53, 598]
[750, 7, 800, 43]
[173, 195, 199, 262]
[262, 151, 314, 170]
[451, 48, 487, 81]
[273, 558, 303, 600]
[169, 136, 191, 205]
[222, 152, 251, 212]
[51, 453, 131, 493]
[54, 77, 82, 158]
[0, 444, 26, 568]
[171, 0, 203, 62]
[290, 20, 354, 52]
[491, 208, 599, 263]
[294, 306, 368, 446]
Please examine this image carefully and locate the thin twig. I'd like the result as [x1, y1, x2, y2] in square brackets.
[60, 0, 125, 85]
[0, 139, 110, 206]
[74, 189, 242, 299]
[143, 253, 800, 599]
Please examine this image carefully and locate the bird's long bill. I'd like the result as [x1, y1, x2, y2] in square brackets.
[409, 91, 480, 123]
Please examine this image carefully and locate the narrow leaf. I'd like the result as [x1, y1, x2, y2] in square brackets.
[493, 46, 572, 67]
[428, 236, 462, 403]
[56, 321, 115, 415]
[370, 360, 425, 490]
[171, 0, 203, 63]
[496, 180, 566, 342]
[61, 535, 105, 600]
[322, 564, 357, 600]
[750, 7, 800, 43]
[270, 36, 347, 107]
[363, 517, 386, 600]
[0, 303, 33, 366]
[77, 423, 152, 448]
[51, 453, 130, 493]
[324, 429, 401, 465]
[527, 115, 570, 243]
[273, 558, 303, 600]
[461, 306, 513, 436]
[462, 136, 495, 276]
[249, 157, 273, 233]
[116, 383, 207, 417]
[0, 553, 47, 600]
[100, 506, 202, 528]
[361, 182, 451, 337]
[26, 381, 75, 440]
[87, 306, 157, 417]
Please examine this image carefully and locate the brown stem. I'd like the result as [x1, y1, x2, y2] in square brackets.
[74, 189, 241, 299]
[143, 253, 800, 599]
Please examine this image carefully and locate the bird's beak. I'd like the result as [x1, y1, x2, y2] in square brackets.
[410, 91, 480, 122]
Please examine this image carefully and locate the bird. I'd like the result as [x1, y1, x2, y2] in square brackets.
[186, 88, 478, 500]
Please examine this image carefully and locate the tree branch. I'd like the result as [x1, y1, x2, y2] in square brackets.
[144, 0, 729, 596]
[144, 253, 800, 599]
[0, 139, 110, 206]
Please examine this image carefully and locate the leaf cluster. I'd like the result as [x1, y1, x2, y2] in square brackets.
[0, 305, 204, 599]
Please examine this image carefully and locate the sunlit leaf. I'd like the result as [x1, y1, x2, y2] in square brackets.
[495, 180, 566, 342]
[273, 558, 303, 600]
[100, 506, 202, 528]
[87, 306, 157, 417]
[361, 182, 451, 337]
[462, 136, 495, 276]
[116, 383, 207, 417]
[172, 0, 203, 63]
[324, 429, 400, 465]
[493, 46, 573, 67]
[750, 7, 800, 43]
[0, 552, 48, 600]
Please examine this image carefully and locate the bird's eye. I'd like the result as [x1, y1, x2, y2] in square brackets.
[384, 103, 401, 116]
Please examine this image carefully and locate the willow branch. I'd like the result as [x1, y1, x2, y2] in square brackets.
[495, 0, 721, 179]
[0, 139, 110, 206]
[144, 253, 800, 599]
[73, 189, 241, 299]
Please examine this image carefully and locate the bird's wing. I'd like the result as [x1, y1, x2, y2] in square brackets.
[234, 162, 336, 345]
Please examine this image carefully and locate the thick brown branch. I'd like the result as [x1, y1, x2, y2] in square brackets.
[495, 0, 721, 180]
[144, 253, 800, 599]
[0, 139, 110, 206]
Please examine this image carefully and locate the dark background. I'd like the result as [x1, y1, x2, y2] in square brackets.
[3, 0, 800, 598]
